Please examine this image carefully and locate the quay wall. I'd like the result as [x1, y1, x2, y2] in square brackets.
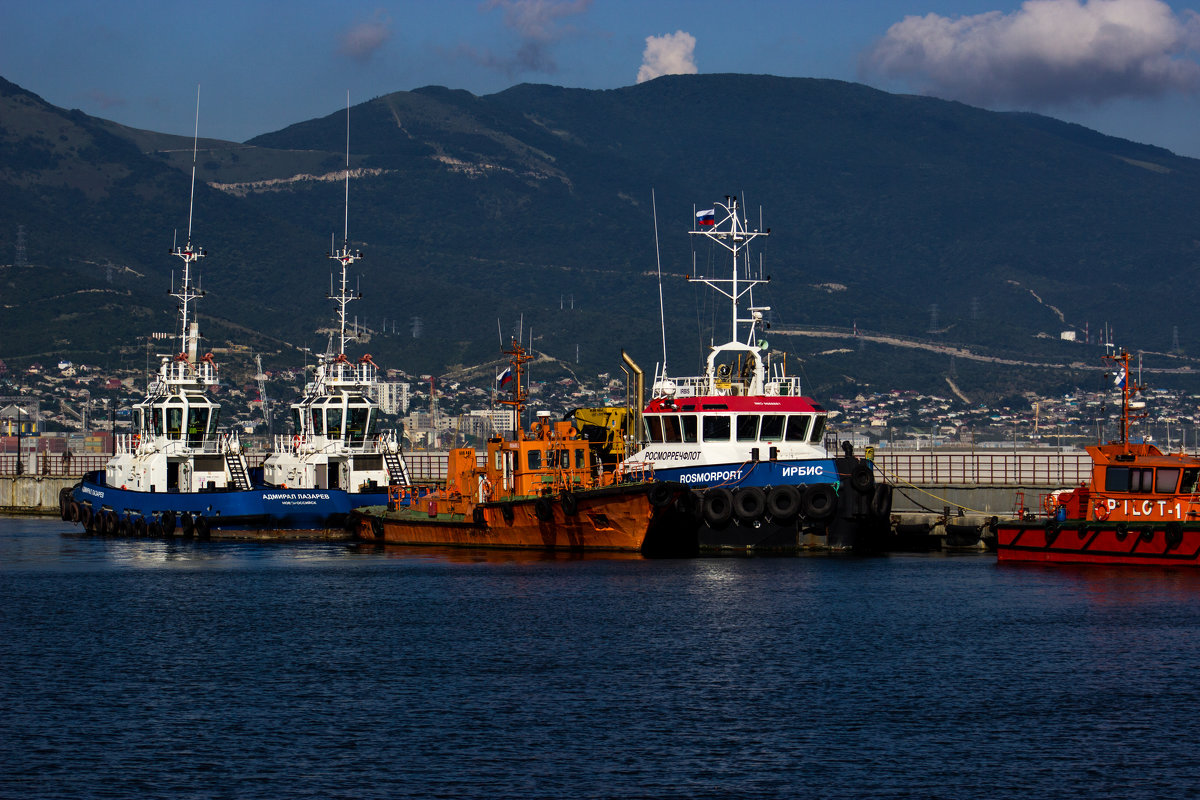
[0, 449, 1087, 517]
[1, 476, 76, 516]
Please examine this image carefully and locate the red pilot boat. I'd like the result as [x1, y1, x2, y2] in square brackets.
[996, 348, 1200, 566]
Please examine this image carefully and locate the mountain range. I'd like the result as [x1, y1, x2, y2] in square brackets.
[3, 72, 1200, 401]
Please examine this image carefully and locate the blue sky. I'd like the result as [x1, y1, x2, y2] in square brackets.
[5, 0, 1200, 156]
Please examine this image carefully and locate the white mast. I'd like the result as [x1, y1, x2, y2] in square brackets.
[688, 196, 770, 348]
[328, 92, 362, 360]
[170, 85, 206, 363]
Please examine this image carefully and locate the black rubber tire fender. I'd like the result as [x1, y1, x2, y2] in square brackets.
[850, 461, 874, 493]
[702, 488, 734, 528]
[766, 485, 801, 522]
[560, 490, 579, 516]
[648, 483, 673, 508]
[803, 484, 837, 521]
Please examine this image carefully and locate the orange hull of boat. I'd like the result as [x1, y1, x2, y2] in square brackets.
[353, 486, 655, 551]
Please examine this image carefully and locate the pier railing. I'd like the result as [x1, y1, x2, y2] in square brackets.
[872, 450, 1090, 487]
[0, 448, 1090, 488]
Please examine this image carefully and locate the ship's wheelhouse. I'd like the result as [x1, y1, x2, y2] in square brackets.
[293, 393, 378, 447]
[643, 397, 827, 448]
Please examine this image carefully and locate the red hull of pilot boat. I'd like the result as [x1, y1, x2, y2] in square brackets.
[996, 520, 1200, 566]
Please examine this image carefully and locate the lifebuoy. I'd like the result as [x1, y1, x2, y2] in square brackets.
[702, 488, 734, 528]
[766, 485, 801, 522]
[481, 478, 494, 501]
[131, 434, 141, 450]
[292, 435, 302, 451]
[802, 484, 837, 521]
[1094, 500, 1110, 521]
[733, 487, 767, 522]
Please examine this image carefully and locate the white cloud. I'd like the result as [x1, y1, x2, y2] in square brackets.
[637, 30, 698, 84]
[339, 13, 392, 62]
[862, 0, 1200, 107]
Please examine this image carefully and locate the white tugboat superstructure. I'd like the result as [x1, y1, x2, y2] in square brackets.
[625, 196, 892, 551]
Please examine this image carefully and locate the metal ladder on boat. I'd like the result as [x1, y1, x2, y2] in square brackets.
[226, 452, 253, 491]
[383, 449, 411, 487]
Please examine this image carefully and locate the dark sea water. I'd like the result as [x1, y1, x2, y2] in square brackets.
[3, 516, 1200, 799]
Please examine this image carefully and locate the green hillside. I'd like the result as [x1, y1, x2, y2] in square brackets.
[3, 73, 1200, 399]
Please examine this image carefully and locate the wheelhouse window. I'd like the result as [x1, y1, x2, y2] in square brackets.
[327, 407, 344, 438]
[186, 407, 209, 446]
[1183, 468, 1200, 494]
[1131, 468, 1153, 492]
[703, 415, 730, 442]
[1155, 468, 1181, 494]
[347, 406, 370, 446]
[736, 415, 760, 442]
[681, 415, 698, 443]
[760, 414, 785, 441]
[575, 448, 585, 469]
[809, 415, 826, 444]
[1105, 467, 1129, 492]
[786, 415, 810, 442]
[151, 408, 163, 436]
[662, 416, 683, 443]
[527, 449, 542, 470]
[646, 416, 664, 443]
[166, 405, 183, 440]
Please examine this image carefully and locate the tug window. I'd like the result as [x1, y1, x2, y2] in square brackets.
[703, 415, 731, 441]
[327, 408, 344, 438]
[1156, 468, 1180, 494]
[681, 415, 698, 443]
[646, 416, 664, 443]
[809, 415, 827, 444]
[786, 415, 810, 442]
[662, 416, 682, 443]
[527, 450, 542, 470]
[736, 415, 760, 442]
[1105, 467, 1129, 492]
[760, 415, 785, 441]
[1183, 468, 1200, 494]
[166, 407, 183, 440]
[575, 448, 585, 469]
[1131, 468, 1153, 492]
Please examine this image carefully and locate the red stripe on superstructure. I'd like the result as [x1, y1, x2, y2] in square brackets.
[645, 395, 823, 413]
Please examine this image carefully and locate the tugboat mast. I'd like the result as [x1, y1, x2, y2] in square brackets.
[328, 93, 362, 363]
[170, 85, 206, 364]
[689, 196, 770, 347]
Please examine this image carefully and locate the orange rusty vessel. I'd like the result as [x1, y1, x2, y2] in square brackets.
[351, 342, 698, 555]
[996, 348, 1200, 566]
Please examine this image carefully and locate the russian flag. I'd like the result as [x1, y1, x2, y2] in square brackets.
[497, 367, 513, 388]
[696, 208, 715, 226]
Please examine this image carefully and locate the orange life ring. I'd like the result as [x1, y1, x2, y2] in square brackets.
[1042, 494, 1059, 515]
[131, 434, 141, 449]
[481, 478, 494, 501]
[292, 435, 302, 450]
[1094, 500, 1111, 521]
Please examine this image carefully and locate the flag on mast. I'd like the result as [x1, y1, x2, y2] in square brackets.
[696, 208, 715, 226]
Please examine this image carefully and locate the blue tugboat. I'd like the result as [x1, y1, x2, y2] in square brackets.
[623, 196, 892, 551]
[63, 100, 400, 537]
